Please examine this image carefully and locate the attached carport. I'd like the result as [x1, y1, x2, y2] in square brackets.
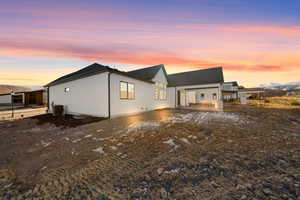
[168, 67, 225, 111]
[176, 85, 223, 111]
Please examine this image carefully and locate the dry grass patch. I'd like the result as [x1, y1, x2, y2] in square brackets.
[250, 95, 300, 108]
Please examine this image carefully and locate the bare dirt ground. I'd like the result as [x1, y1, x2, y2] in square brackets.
[0, 106, 300, 200]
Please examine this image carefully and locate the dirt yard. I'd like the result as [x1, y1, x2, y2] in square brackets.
[0, 106, 300, 200]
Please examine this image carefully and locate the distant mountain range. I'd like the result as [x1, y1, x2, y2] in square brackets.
[258, 81, 300, 91]
[0, 85, 43, 94]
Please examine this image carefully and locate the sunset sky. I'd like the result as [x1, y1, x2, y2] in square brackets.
[1, 0, 299, 87]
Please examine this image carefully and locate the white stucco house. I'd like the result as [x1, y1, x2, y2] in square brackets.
[45, 63, 225, 118]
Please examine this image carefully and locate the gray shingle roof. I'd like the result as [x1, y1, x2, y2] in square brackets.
[126, 64, 164, 81]
[46, 63, 223, 88]
[167, 67, 224, 87]
[45, 63, 110, 87]
[45, 63, 153, 87]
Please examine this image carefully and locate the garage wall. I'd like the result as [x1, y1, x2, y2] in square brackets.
[110, 72, 174, 117]
[176, 83, 222, 106]
[167, 87, 176, 108]
[48, 72, 109, 117]
[0, 94, 11, 104]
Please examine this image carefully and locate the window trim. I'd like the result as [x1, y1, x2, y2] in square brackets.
[154, 82, 167, 101]
[128, 83, 135, 100]
[120, 81, 135, 100]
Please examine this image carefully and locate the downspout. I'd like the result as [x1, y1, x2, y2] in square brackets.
[174, 86, 177, 108]
[108, 72, 111, 119]
[47, 87, 50, 112]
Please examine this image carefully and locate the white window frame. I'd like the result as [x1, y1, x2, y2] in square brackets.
[120, 81, 135, 100]
[154, 82, 167, 100]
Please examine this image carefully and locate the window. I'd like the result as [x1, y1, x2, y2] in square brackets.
[12, 94, 23, 104]
[120, 81, 135, 99]
[154, 83, 159, 100]
[64, 87, 70, 92]
[154, 82, 167, 100]
[128, 83, 135, 99]
[213, 93, 217, 100]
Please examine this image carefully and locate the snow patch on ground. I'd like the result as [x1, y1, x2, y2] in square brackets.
[110, 146, 117, 151]
[163, 139, 179, 149]
[188, 135, 197, 139]
[84, 134, 93, 138]
[93, 146, 104, 153]
[126, 121, 160, 133]
[180, 138, 191, 144]
[166, 112, 242, 124]
[72, 138, 82, 143]
[41, 140, 51, 147]
[165, 168, 181, 174]
[92, 136, 111, 141]
[71, 149, 78, 156]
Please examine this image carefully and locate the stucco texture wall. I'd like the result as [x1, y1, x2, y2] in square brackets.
[48, 73, 109, 117]
[110, 69, 174, 117]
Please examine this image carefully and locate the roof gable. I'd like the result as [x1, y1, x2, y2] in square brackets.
[152, 67, 168, 84]
[126, 64, 166, 82]
[168, 67, 224, 87]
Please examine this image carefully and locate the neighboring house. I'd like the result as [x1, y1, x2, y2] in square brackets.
[238, 88, 265, 104]
[222, 81, 239, 101]
[45, 63, 225, 118]
[0, 89, 46, 106]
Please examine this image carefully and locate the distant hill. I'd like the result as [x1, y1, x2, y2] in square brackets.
[258, 81, 300, 91]
[0, 85, 31, 94]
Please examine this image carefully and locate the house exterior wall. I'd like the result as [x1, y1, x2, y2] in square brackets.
[48, 72, 109, 117]
[167, 87, 176, 108]
[110, 72, 173, 117]
[0, 94, 11, 104]
[175, 83, 222, 107]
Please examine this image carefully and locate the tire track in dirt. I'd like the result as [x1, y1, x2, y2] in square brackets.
[23, 151, 146, 199]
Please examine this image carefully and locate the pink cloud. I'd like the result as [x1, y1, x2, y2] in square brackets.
[0, 40, 293, 73]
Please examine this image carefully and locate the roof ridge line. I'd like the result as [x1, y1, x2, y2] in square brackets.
[168, 66, 222, 76]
